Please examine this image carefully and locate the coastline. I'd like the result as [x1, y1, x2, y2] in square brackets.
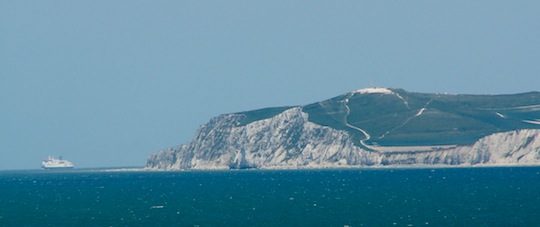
[5, 163, 540, 174]
[142, 163, 540, 172]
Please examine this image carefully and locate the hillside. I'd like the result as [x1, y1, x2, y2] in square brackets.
[301, 88, 540, 147]
[147, 88, 540, 170]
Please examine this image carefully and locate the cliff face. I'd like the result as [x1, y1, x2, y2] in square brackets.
[146, 107, 540, 170]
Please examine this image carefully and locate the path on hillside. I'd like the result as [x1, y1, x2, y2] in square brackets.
[379, 99, 433, 140]
[394, 92, 410, 109]
[343, 93, 377, 151]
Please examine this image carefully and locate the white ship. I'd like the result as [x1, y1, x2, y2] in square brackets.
[42, 156, 75, 169]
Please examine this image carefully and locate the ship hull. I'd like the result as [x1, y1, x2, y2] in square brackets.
[42, 166, 74, 170]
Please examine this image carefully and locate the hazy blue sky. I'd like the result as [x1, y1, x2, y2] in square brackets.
[1, 1, 539, 169]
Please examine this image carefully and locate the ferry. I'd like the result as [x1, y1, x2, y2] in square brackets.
[42, 156, 75, 169]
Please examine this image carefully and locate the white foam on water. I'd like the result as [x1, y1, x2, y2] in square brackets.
[523, 119, 540, 125]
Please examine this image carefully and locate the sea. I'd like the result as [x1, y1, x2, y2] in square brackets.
[1, 167, 540, 226]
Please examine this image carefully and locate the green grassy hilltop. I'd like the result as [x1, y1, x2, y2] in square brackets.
[235, 88, 540, 147]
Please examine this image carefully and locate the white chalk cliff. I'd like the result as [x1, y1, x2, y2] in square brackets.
[146, 107, 540, 170]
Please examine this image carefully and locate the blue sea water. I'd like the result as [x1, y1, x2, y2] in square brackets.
[1, 167, 540, 226]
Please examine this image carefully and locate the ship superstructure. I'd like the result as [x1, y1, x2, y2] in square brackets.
[42, 156, 74, 169]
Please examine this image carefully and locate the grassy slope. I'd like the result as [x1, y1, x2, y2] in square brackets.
[235, 89, 540, 146]
[235, 106, 296, 126]
[305, 89, 540, 146]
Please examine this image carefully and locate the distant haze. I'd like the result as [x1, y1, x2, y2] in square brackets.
[1, 1, 539, 169]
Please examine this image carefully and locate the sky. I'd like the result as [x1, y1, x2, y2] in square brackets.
[1, 1, 539, 170]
